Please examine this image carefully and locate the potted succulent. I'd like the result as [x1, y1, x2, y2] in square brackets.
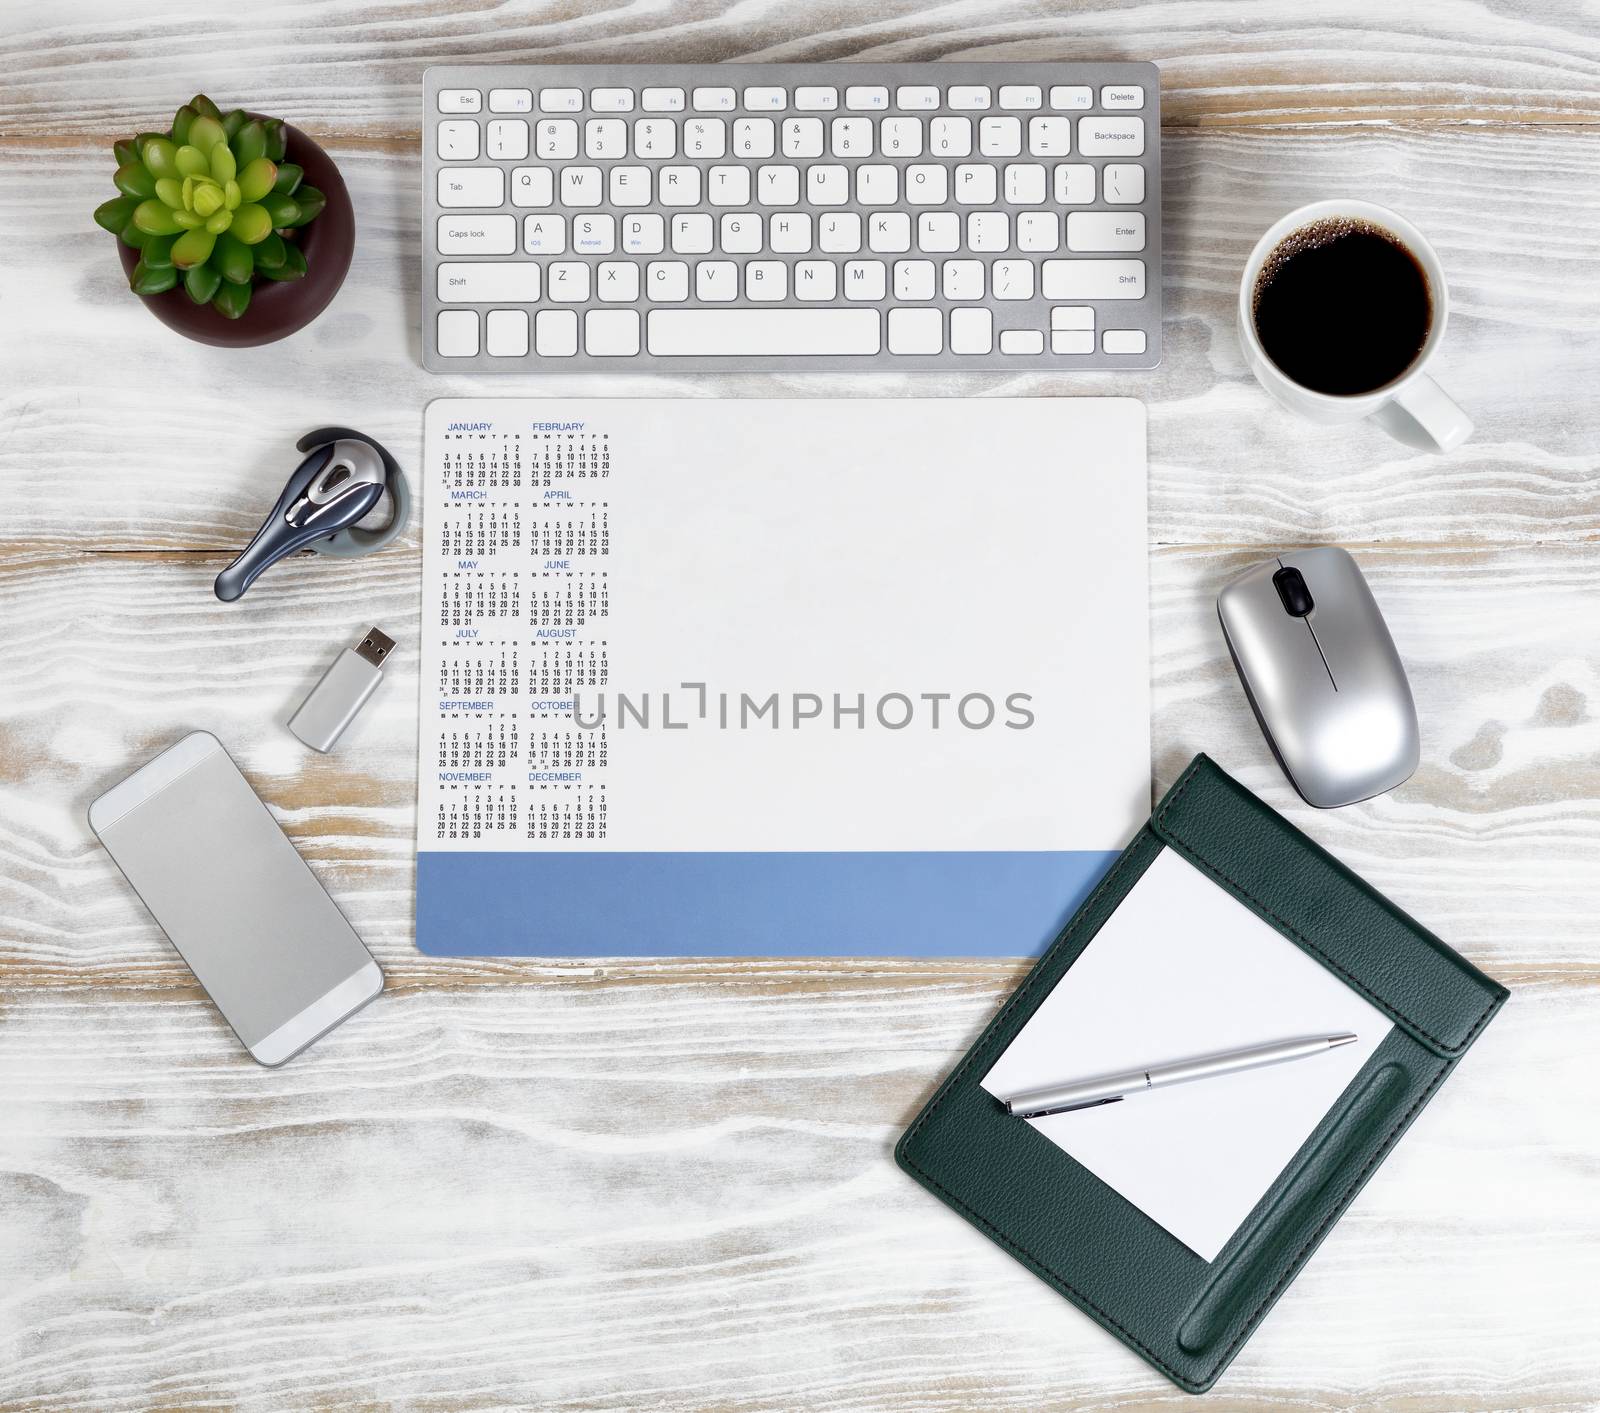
[94, 95, 355, 347]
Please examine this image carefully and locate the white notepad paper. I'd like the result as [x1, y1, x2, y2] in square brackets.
[981, 847, 1393, 1260]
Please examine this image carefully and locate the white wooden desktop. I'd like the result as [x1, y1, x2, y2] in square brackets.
[3, 3, 1597, 1408]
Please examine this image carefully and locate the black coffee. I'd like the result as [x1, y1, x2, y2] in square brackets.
[1252, 218, 1432, 396]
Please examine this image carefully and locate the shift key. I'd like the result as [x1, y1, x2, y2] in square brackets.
[1041, 259, 1145, 299]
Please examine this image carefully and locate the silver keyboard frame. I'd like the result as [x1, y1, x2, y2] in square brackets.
[423, 62, 1161, 373]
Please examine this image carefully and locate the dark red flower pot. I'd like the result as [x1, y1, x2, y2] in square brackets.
[114, 123, 355, 348]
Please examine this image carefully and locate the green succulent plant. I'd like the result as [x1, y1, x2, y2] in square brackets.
[94, 94, 328, 319]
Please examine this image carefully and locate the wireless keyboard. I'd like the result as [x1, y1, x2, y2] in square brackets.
[423, 63, 1161, 373]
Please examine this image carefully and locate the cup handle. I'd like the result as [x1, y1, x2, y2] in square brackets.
[1372, 375, 1472, 452]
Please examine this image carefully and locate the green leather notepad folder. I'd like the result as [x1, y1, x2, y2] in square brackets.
[896, 754, 1508, 1394]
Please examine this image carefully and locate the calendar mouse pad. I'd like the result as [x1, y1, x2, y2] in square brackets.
[415, 398, 1148, 956]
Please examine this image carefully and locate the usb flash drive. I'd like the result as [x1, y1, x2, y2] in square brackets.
[288, 628, 396, 753]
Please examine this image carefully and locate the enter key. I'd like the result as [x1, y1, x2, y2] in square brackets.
[1066, 211, 1146, 251]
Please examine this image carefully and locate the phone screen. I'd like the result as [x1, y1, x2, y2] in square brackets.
[89, 732, 382, 1064]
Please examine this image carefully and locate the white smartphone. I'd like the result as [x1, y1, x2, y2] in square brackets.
[89, 731, 383, 1066]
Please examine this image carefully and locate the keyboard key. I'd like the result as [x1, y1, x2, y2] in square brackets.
[1100, 85, 1145, 109]
[881, 117, 923, 156]
[646, 261, 688, 301]
[1052, 330, 1094, 354]
[591, 88, 635, 112]
[979, 117, 1021, 156]
[574, 213, 615, 253]
[437, 262, 540, 302]
[488, 119, 529, 160]
[436, 309, 479, 355]
[1028, 116, 1072, 156]
[782, 117, 824, 158]
[795, 86, 838, 111]
[719, 212, 761, 252]
[586, 308, 641, 355]
[586, 118, 628, 158]
[893, 260, 936, 300]
[743, 86, 787, 111]
[999, 329, 1044, 354]
[598, 260, 640, 300]
[437, 167, 504, 207]
[438, 214, 515, 254]
[1041, 258, 1146, 298]
[819, 213, 862, 252]
[967, 210, 1008, 251]
[888, 307, 942, 354]
[918, 212, 959, 252]
[486, 309, 528, 356]
[536, 309, 578, 356]
[948, 86, 991, 110]
[992, 259, 1034, 299]
[770, 212, 812, 252]
[1051, 306, 1094, 329]
[609, 166, 651, 206]
[623, 213, 665, 253]
[758, 165, 801, 206]
[1000, 85, 1042, 110]
[746, 260, 787, 300]
[868, 212, 910, 253]
[943, 260, 984, 299]
[511, 166, 554, 207]
[642, 87, 685, 112]
[1017, 211, 1059, 251]
[733, 118, 776, 157]
[844, 260, 886, 300]
[438, 89, 481, 113]
[1054, 163, 1095, 203]
[1103, 329, 1147, 354]
[1004, 163, 1047, 204]
[560, 166, 603, 206]
[856, 165, 898, 205]
[1049, 85, 1092, 109]
[437, 120, 480, 160]
[896, 85, 940, 110]
[954, 164, 997, 204]
[796, 260, 837, 299]
[1067, 211, 1146, 251]
[1077, 116, 1145, 156]
[659, 166, 701, 205]
[521, 213, 565, 253]
[535, 119, 577, 159]
[693, 87, 735, 111]
[831, 117, 873, 156]
[807, 165, 848, 205]
[904, 164, 947, 204]
[548, 261, 590, 301]
[684, 118, 726, 158]
[489, 88, 532, 112]
[647, 309, 881, 356]
[708, 165, 750, 205]
[846, 86, 889, 110]
[1103, 163, 1145, 204]
[930, 117, 972, 157]
[539, 88, 583, 113]
[634, 118, 676, 158]
[672, 212, 714, 253]
[697, 260, 738, 301]
[950, 307, 993, 353]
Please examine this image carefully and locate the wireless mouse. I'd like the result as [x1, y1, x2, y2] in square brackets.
[1217, 547, 1419, 808]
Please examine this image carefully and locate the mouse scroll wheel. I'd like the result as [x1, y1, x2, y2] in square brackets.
[1273, 566, 1315, 617]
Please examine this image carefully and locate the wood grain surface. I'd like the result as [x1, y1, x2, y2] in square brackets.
[2, 1, 1597, 1408]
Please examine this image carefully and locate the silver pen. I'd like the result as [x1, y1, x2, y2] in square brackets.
[1002, 1033, 1359, 1119]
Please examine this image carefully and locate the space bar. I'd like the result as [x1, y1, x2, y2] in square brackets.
[647, 309, 881, 357]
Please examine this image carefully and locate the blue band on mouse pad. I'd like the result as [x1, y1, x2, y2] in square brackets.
[415, 849, 1116, 957]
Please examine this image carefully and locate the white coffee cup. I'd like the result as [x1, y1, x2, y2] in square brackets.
[1237, 199, 1471, 452]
